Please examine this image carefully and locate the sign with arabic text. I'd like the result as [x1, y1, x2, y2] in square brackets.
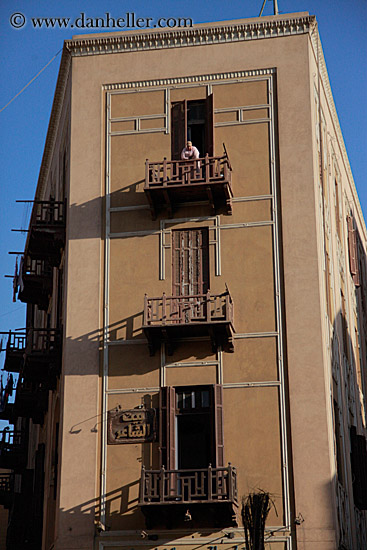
[107, 408, 156, 444]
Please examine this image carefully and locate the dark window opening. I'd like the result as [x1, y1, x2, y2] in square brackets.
[350, 426, 367, 510]
[53, 422, 59, 500]
[187, 101, 206, 158]
[57, 269, 64, 330]
[333, 399, 345, 486]
[177, 413, 213, 470]
[171, 95, 214, 160]
[176, 387, 213, 469]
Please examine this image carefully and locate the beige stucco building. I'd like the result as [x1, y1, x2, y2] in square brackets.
[0, 11, 366, 550]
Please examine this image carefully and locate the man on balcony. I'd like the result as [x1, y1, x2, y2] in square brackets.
[181, 140, 200, 160]
[181, 141, 201, 180]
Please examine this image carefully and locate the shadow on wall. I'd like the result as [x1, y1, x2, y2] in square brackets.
[68, 180, 148, 240]
[57, 483, 142, 537]
[61, 393, 161, 532]
[326, 303, 367, 550]
[64, 310, 216, 377]
[66, 311, 145, 348]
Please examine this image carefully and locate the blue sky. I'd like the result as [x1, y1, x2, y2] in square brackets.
[0, 0, 366, 361]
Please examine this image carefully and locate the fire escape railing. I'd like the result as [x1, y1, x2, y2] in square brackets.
[0, 429, 24, 449]
[21, 256, 53, 278]
[25, 328, 61, 354]
[6, 331, 26, 354]
[0, 473, 13, 494]
[31, 200, 65, 226]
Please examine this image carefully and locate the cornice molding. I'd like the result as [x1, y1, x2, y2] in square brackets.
[36, 47, 71, 199]
[65, 15, 315, 57]
[103, 68, 274, 91]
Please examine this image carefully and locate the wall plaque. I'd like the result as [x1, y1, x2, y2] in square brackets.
[107, 408, 156, 444]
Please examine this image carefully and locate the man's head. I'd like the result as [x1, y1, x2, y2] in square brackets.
[186, 141, 192, 150]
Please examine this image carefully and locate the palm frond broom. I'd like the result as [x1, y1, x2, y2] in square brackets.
[241, 491, 276, 550]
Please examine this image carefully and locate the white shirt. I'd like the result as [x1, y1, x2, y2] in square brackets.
[181, 146, 200, 160]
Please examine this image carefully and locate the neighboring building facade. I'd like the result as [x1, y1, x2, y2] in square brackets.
[0, 11, 366, 550]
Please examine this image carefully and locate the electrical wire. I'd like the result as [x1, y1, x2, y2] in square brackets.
[0, 306, 24, 319]
[0, 48, 62, 114]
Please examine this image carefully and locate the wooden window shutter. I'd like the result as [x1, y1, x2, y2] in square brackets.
[347, 215, 360, 286]
[172, 229, 209, 296]
[213, 384, 224, 467]
[159, 386, 176, 469]
[205, 94, 214, 157]
[171, 100, 187, 160]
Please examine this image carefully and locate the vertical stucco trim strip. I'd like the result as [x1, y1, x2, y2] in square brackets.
[101, 90, 111, 527]
[268, 72, 292, 535]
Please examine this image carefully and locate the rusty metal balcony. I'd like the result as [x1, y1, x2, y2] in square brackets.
[139, 464, 238, 528]
[143, 290, 234, 355]
[17, 256, 53, 311]
[0, 473, 14, 508]
[0, 430, 27, 470]
[0, 403, 16, 423]
[27, 200, 66, 266]
[145, 154, 233, 219]
[14, 378, 49, 425]
[23, 328, 61, 387]
[2, 331, 26, 373]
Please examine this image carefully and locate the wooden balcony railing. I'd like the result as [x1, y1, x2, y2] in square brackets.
[27, 200, 66, 265]
[143, 290, 234, 355]
[145, 154, 233, 218]
[17, 256, 53, 311]
[140, 464, 238, 505]
[144, 291, 233, 326]
[2, 331, 26, 373]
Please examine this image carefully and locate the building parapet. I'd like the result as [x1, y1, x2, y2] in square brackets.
[65, 14, 315, 57]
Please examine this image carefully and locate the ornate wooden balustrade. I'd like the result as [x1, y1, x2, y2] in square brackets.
[145, 154, 233, 219]
[27, 200, 66, 266]
[0, 473, 14, 508]
[2, 331, 26, 373]
[143, 290, 234, 355]
[0, 430, 27, 470]
[17, 256, 53, 311]
[139, 464, 238, 527]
